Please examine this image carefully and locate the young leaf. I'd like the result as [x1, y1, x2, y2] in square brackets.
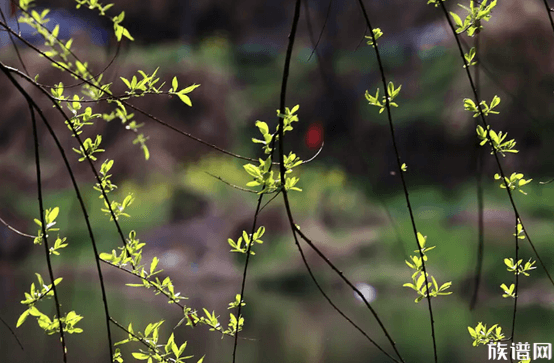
[177, 92, 192, 106]
[171, 76, 178, 91]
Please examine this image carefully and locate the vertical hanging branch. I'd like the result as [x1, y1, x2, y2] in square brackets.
[0, 63, 113, 360]
[212, 0, 406, 361]
[267, 1, 406, 362]
[357, 0, 441, 361]
[30, 103, 68, 362]
[0, 63, 69, 361]
[541, 0, 554, 34]
[435, 0, 554, 350]
[228, 0, 310, 356]
[470, 15, 485, 311]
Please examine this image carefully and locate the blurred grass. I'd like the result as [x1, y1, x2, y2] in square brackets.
[16, 146, 554, 287]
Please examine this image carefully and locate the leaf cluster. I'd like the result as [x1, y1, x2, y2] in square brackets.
[467, 322, 505, 346]
[33, 207, 68, 255]
[365, 82, 401, 114]
[100, 231, 186, 302]
[17, 273, 82, 335]
[498, 254, 537, 300]
[464, 95, 500, 118]
[476, 124, 518, 157]
[493, 172, 532, 195]
[504, 258, 536, 277]
[72, 135, 104, 161]
[228, 227, 265, 255]
[450, 0, 497, 37]
[9, 0, 247, 361]
[426, 0, 445, 7]
[365, 28, 383, 48]
[463, 47, 477, 68]
[245, 105, 303, 194]
[114, 321, 204, 363]
[403, 232, 452, 303]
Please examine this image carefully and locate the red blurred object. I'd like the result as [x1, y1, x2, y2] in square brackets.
[304, 122, 324, 150]
[187, 314, 197, 327]
[10, 0, 17, 17]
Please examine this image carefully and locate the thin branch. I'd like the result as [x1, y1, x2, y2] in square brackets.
[0, 215, 36, 238]
[0, 62, 115, 359]
[303, 0, 333, 63]
[0, 314, 24, 351]
[470, 20, 484, 311]
[437, 0, 554, 289]
[1, 3, 123, 92]
[0, 4, 29, 76]
[28, 93, 68, 362]
[355, 0, 434, 360]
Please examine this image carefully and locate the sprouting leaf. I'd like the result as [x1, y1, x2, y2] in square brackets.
[450, 12, 463, 27]
[256, 121, 269, 135]
[171, 76, 178, 91]
[177, 92, 192, 106]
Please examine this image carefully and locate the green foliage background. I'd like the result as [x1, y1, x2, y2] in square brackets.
[1, 0, 554, 362]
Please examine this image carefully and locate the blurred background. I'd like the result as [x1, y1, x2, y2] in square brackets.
[1, 0, 554, 362]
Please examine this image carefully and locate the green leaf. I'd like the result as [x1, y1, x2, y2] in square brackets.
[113, 11, 125, 24]
[181, 84, 201, 93]
[416, 232, 426, 249]
[150, 257, 159, 275]
[256, 121, 269, 135]
[99, 252, 114, 261]
[243, 164, 260, 178]
[120, 76, 131, 89]
[52, 24, 60, 38]
[439, 281, 452, 291]
[114, 24, 124, 42]
[16, 309, 30, 328]
[142, 144, 150, 160]
[450, 12, 463, 27]
[416, 273, 426, 289]
[255, 226, 265, 239]
[171, 76, 178, 91]
[177, 93, 192, 106]
[131, 352, 150, 360]
[242, 230, 250, 244]
[47, 207, 59, 223]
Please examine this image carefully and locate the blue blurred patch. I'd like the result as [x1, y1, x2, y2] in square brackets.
[0, 8, 109, 48]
